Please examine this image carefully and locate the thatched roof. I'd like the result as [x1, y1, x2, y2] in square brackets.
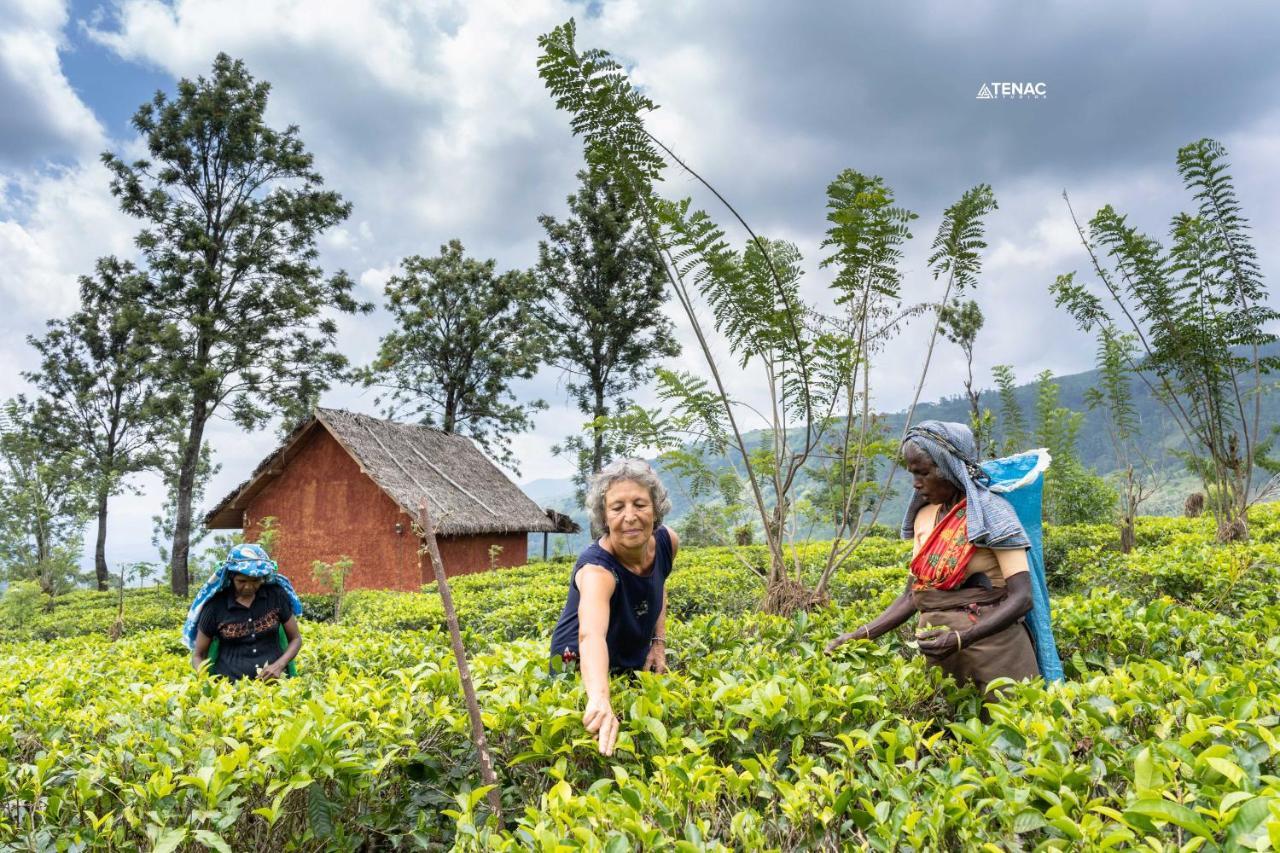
[544, 508, 582, 534]
[205, 407, 557, 535]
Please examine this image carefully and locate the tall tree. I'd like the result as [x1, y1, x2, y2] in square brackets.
[101, 54, 367, 595]
[1053, 138, 1279, 540]
[360, 240, 547, 472]
[534, 169, 679, 503]
[25, 258, 170, 590]
[0, 397, 91, 594]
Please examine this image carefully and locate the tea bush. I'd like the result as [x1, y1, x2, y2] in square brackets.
[2, 507, 1279, 849]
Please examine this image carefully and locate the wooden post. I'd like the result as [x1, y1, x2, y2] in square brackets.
[417, 501, 503, 824]
[542, 531, 548, 560]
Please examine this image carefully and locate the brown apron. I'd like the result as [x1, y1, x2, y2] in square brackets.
[912, 584, 1040, 695]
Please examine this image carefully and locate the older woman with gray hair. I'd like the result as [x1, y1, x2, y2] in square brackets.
[549, 458, 680, 755]
[827, 421, 1040, 695]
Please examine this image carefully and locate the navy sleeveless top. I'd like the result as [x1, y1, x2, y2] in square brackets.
[549, 526, 675, 672]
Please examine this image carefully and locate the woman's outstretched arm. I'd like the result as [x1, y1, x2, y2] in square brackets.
[576, 564, 619, 755]
[826, 585, 917, 653]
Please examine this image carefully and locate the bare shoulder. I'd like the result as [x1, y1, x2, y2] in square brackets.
[576, 563, 617, 597]
[666, 526, 680, 558]
[992, 547, 1029, 576]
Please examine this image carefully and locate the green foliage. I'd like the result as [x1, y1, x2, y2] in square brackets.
[821, 170, 916, 306]
[150, 438, 218, 575]
[1044, 457, 1120, 527]
[0, 585, 184, 641]
[1041, 522, 1119, 590]
[536, 169, 679, 503]
[537, 20, 665, 209]
[359, 239, 546, 473]
[1085, 330, 1141, 446]
[0, 581, 45, 630]
[101, 53, 367, 594]
[1086, 329, 1160, 550]
[926, 183, 997, 298]
[538, 19, 982, 605]
[938, 299, 990, 456]
[1002, 368, 1119, 526]
[255, 516, 281, 557]
[4, 507, 1280, 848]
[675, 503, 744, 550]
[1054, 138, 1279, 539]
[991, 363, 1029, 455]
[310, 556, 353, 622]
[24, 269, 171, 590]
[0, 397, 90, 594]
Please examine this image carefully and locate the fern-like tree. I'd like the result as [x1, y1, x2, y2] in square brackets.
[992, 363, 1030, 455]
[534, 169, 679, 504]
[938, 298, 993, 457]
[25, 259, 171, 590]
[538, 20, 999, 611]
[101, 55, 368, 595]
[1053, 138, 1278, 540]
[359, 240, 547, 473]
[1084, 330, 1160, 552]
[1031, 370, 1116, 526]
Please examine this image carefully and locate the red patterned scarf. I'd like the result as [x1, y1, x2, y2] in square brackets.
[910, 500, 975, 591]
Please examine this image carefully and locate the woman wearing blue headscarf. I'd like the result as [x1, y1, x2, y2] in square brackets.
[827, 421, 1040, 694]
[184, 543, 304, 681]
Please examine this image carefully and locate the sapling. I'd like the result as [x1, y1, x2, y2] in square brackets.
[416, 501, 502, 825]
[538, 21, 998, 613]
[311, 556, 354, 622]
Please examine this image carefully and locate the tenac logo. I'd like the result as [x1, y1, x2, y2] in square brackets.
[977, 82, 1048, 100]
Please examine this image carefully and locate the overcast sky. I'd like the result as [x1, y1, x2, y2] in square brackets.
[2, 0, 1278, 572]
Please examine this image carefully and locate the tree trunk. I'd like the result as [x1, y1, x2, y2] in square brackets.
[591, 386, 606, 473]
[168, 410, 209, 597]
[1119, 518, 1135, 554]
[94, 485, 111, 591]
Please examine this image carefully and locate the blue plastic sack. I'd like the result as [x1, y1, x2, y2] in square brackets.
[982, 449, 1064, 682]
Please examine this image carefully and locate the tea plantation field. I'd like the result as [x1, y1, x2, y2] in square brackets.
[2, 509, 1280, 850]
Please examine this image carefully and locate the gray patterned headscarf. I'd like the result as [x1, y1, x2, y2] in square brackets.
[899, 420, 1030, 549]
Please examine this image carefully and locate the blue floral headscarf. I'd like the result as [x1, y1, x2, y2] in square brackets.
[181, 543, 303, 649]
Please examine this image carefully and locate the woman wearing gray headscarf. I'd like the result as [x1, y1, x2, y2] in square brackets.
[827, 421, 1040, 693]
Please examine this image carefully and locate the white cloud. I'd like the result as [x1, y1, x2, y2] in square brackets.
[0, 0, 105, 166]
[0, 161, 137, 329]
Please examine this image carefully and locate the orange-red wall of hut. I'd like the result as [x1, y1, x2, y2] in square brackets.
[241, 427, 529, 593]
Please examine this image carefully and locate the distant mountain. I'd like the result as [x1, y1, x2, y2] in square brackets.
[524, 345, 1279, 554]
[520, 477, 578, 506]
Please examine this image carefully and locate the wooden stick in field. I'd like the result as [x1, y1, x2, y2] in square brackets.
[417, 501, 503, 824]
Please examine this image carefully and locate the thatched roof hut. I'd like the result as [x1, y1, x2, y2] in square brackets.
[205, 408, 560, 591]
[207, 407, 557, 535]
